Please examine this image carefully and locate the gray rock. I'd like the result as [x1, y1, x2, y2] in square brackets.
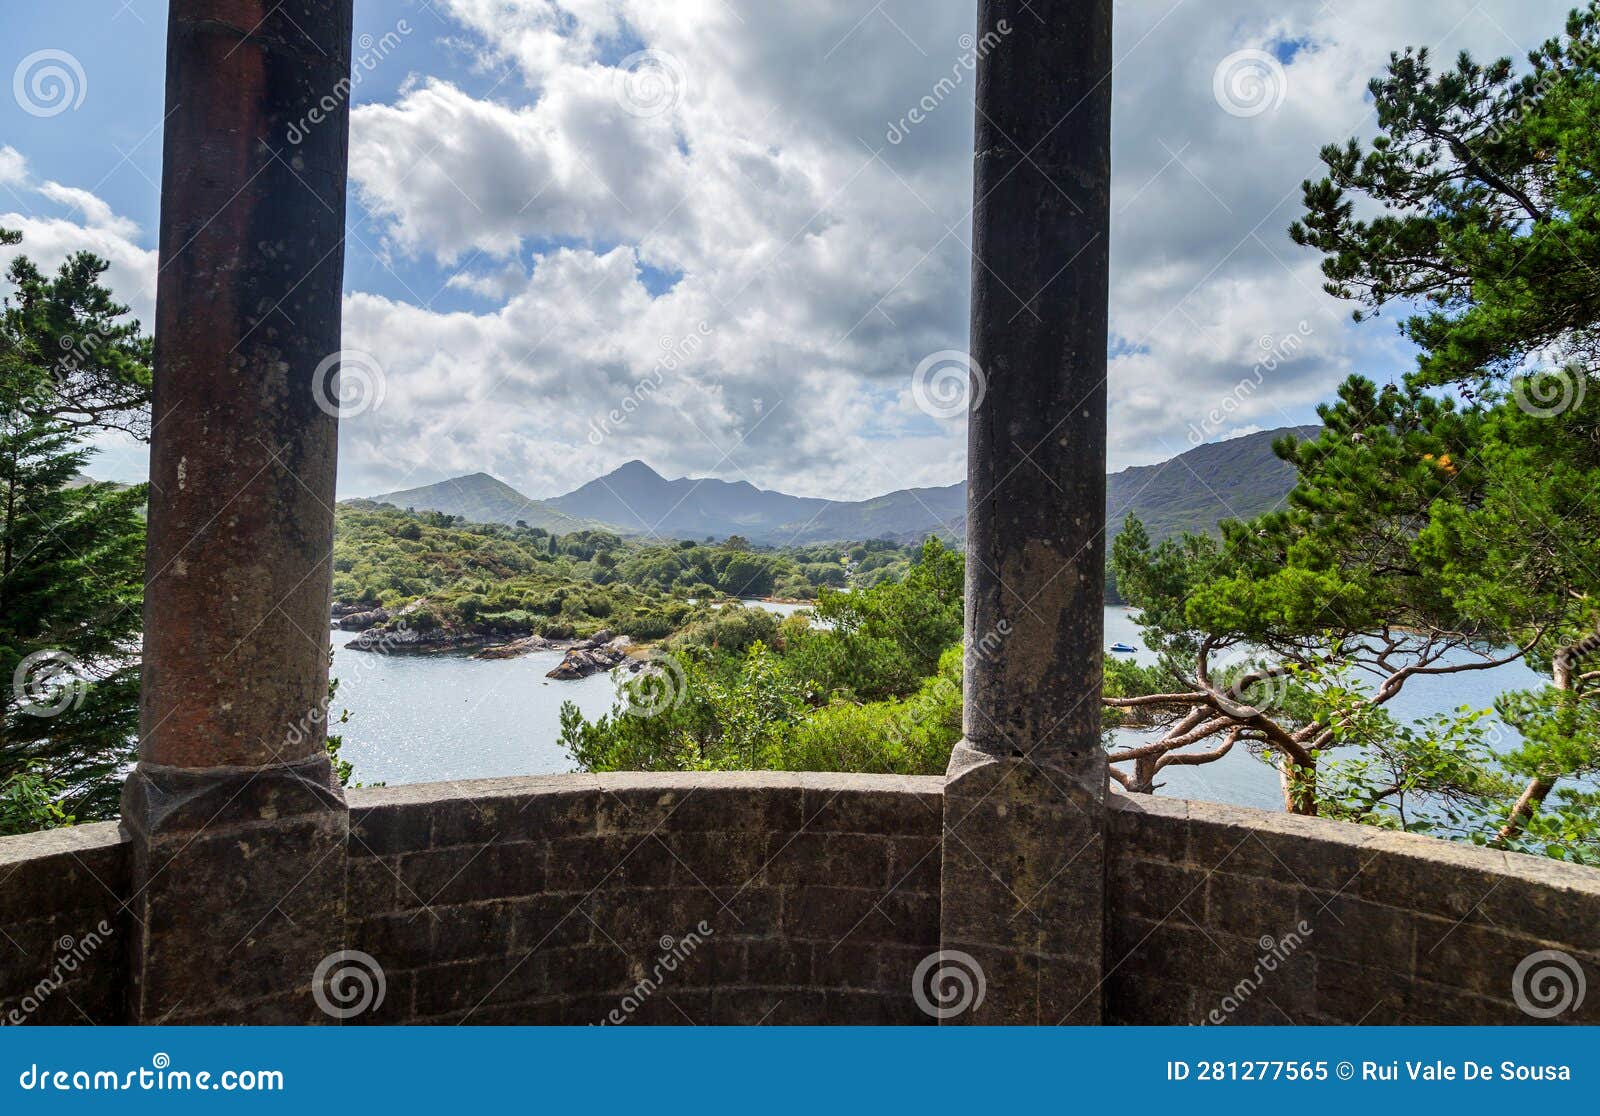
[337, 607, 389, 631]
[546, 644, 628, 680]
[474, 634, 568, 660]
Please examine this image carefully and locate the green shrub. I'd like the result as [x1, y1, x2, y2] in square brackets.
[777, 648, 961, 775]
[452, 594, 486, 623]
[617, 613, 676, 640]
[0, 768, 73, 837]
[665, 606, 780, 657]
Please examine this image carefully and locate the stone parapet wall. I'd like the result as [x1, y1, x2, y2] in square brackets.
[344, 771, 944, 1024]
[0, 823, 127, 1024]
[0, 776, 1596, 1024]
[1106, 794, 1600, 1024]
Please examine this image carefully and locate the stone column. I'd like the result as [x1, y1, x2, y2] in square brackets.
[122, 0, 355, 1024]
[940, 0, 1113, 1024]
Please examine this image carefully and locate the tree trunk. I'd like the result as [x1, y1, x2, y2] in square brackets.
[1131, 754, 1158, 794]
[1496, 776, 1555, 843]
[1281, 754, 1318, 816]
[1495, 628, 1594, 843]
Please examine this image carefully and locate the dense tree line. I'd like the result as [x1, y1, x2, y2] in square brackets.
[560, 537, 965, 775]
[1, 229, 148, 832]
[333, 501, 925, 641]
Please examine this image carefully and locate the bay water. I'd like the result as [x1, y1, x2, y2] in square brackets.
[332, 603, 1543, 810]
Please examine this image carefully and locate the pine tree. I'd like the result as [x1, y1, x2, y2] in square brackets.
[1290, 3, 1600, 391]
[0, 406, 144, 828]
[0, 229, 149, 831]
[1, 229, 152, 438]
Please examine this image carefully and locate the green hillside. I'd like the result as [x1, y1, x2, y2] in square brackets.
[368, 472, 595, 534]
[1106, 426, 1318, 542]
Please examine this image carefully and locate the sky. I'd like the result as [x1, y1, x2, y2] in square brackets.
[0, 0, 1580, 501]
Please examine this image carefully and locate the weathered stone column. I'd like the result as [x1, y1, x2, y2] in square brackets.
[122, 0, 354, 1024]
[940, 0, 1113, 1024]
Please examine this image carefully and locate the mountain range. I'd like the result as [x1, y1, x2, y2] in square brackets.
[367, 472, 598, 534]
[363, 426, 1317, 546]
[543, 459, 969, 543]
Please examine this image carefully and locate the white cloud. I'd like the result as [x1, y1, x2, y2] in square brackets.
[0, 146, 27, 186]
[329, 0, 1575, 502]
[4, 1, 1578, 503]
[350, 76, 697, 265]
[34, 181, 141, 240]
[442, 0, 629, 84]
[0, 159, 156, 485]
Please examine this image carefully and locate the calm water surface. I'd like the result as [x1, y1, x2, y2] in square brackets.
[331, 600, 801, 785]
[333, 602, 1542, 809]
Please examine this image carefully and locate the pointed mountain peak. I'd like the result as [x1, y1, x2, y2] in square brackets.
[608, 459, 667, 481]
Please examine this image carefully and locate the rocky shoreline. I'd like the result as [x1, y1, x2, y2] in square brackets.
[334, 601, 646, 680]
[535, 634, 643, 680]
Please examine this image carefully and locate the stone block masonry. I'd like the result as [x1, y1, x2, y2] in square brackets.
[1106, 794, 1600, 1025]
[124, 0, 357, 1024]
[343, 772, 944, 1025]
[0, 823, 126, 1025]
[1, 773, 1592, 1025]
[943, 0, 1116, 1027]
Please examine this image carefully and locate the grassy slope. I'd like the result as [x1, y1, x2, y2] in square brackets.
[1108, 426, 1318, 542]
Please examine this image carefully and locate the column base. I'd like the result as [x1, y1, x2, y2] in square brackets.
[938, 740, 1106, 1024]
[121, 753, 348, 1024]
